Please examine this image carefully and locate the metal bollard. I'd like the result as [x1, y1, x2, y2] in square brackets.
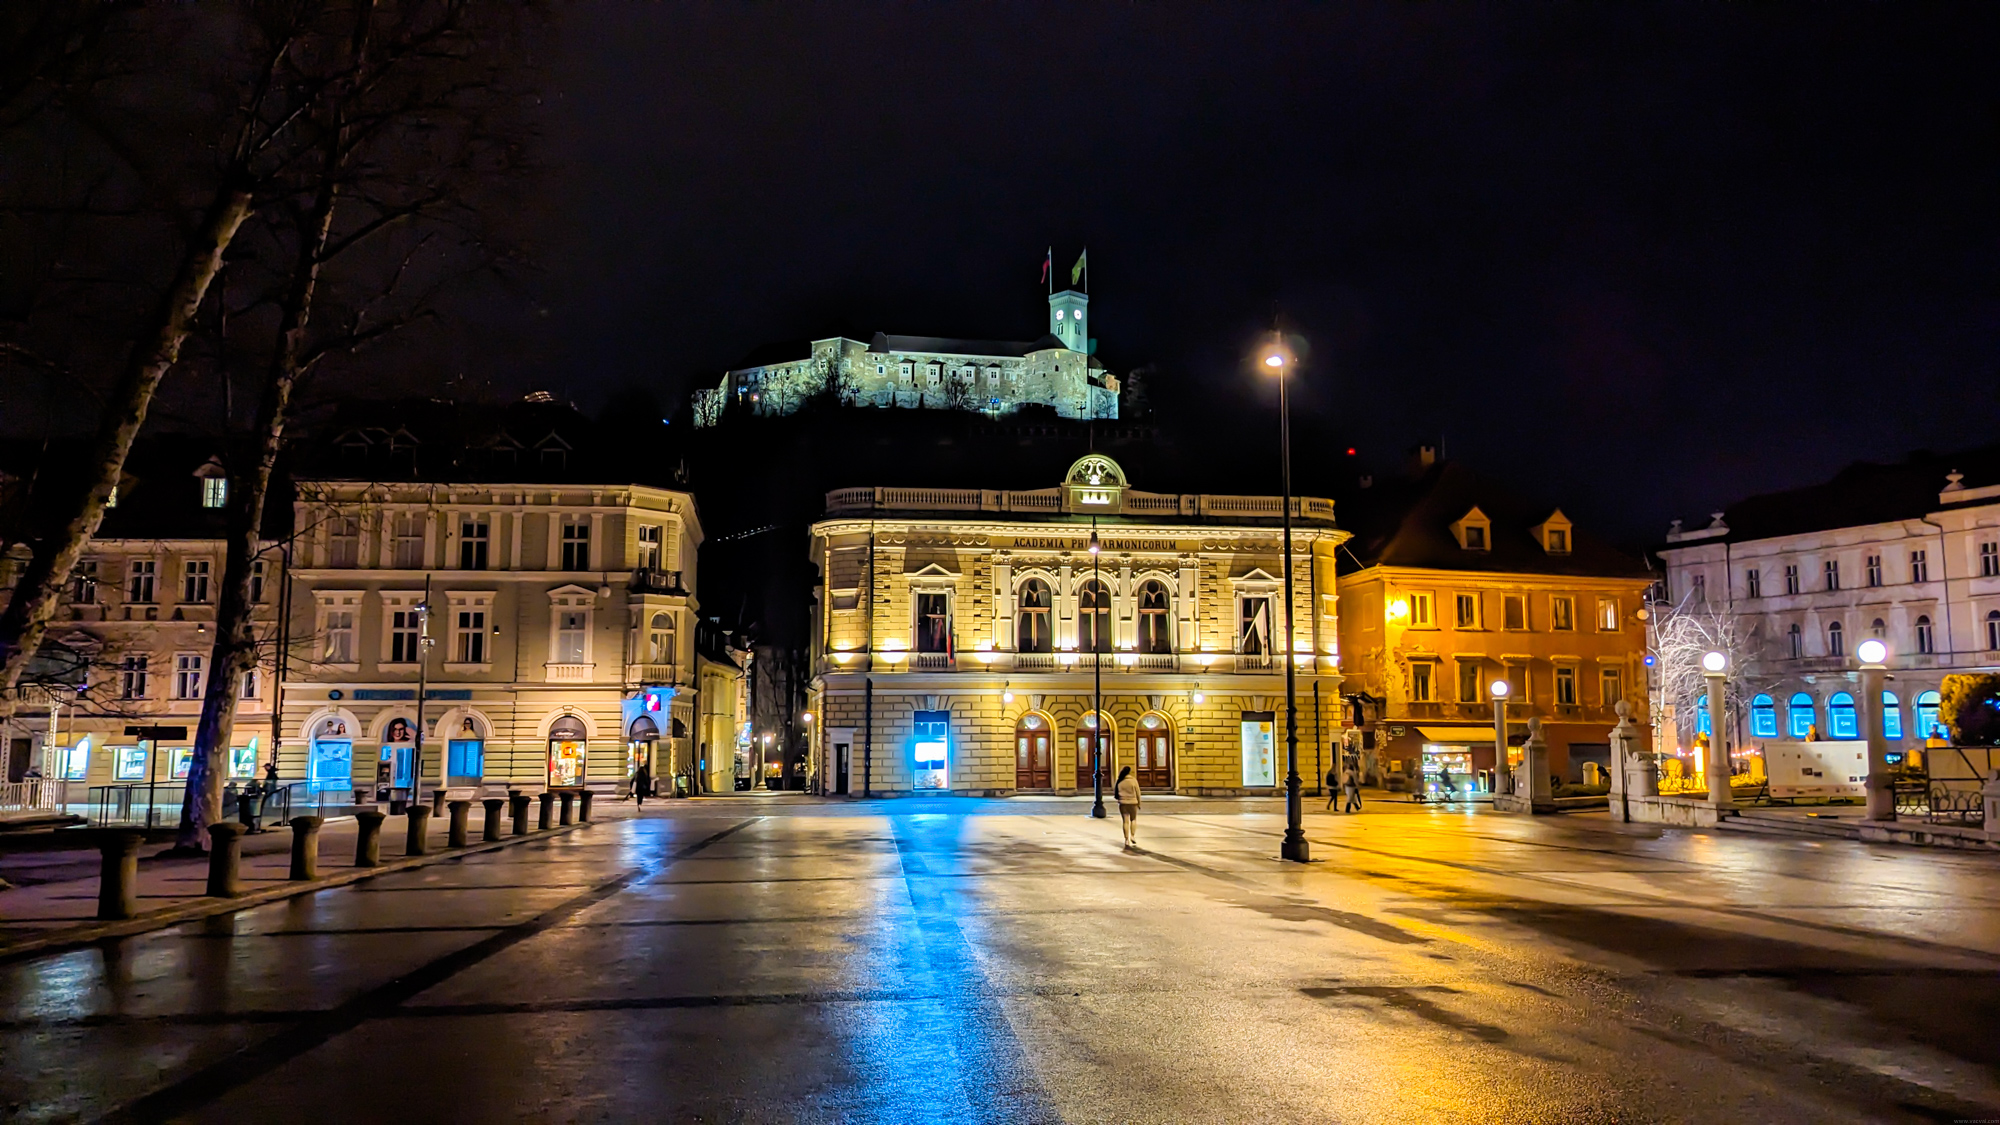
[93, 830, 145, 920]
[205, 822, 249, 897]
[578, 790, 595, 822]
[447, 800, 472, 848]
[288, 815, 323, 880]
[558, 790, 575, 826]
[406, 804, 432, 856]
[354, 809, 387, 867]
[537, 791, 554, 830]
[482, 798, 506, 841]
[510, 791, 530, 836]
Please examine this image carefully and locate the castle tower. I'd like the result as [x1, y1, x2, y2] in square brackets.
[1048, 289, 1088, 352]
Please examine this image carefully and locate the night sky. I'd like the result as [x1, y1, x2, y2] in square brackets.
[115, 5, 2000, 543]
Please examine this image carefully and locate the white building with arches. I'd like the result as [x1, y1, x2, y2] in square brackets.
[805, 455, 1347, 795]
[1658, 448, 2000, 756]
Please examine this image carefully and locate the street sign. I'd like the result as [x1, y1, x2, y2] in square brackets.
[124, 725, 188, 741]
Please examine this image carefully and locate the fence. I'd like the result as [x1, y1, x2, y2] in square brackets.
[0, 779, 64, 815]
[83, 780, 317, 829]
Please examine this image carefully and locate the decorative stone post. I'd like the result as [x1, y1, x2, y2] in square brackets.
[1522, 718, 1554, 810]
[93, 830, 144, 920]
[579, 790, 595, 822]
[537, 791, 554, 830]
[354, 809, 387, 867]
[1614, 700, 1657, 805]
[431, 789, 447, 817]
[482, 798, 507, 841]
[510, 791, 530, 836]
[405, 804, 432, 856]
[447, 800, 472, 847]
[205, 822, 248, 897]
[558, 790, 576, 826]
[1860, 654, 1894, 821]
[1703, 656, 1733, 809]
[288, 815, 323, 880]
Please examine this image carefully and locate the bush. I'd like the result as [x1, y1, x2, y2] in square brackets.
[1939, 674, 2000, 746]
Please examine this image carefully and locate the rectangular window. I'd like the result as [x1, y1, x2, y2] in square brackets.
[127, 559, 156, 604]
[182, 559, 210, 603]
[1555, 665, 1577, 706]
[1463, 524, 1487, 550]
[73, 560, 99, 604]
[1601, 667, 1622, 707]
[1457, 660, 1482, 703]
[115, 746, 146, 780]
[120, 656, 148, 699]
[456, 610, 487, 663]
[459, 519, 489, 570]
[556, 610, 588, 663]
[240, 668, 258, 700]
[229, 745, 257, 778]
[390, 608, 422, 663]
[201, 477, 228, 509]
[1824, 559, 1840, 591]
[323, 610, 355, 664]
[1597, 597, 1620, 631]
[1239, 712, 1275, 787]
[1546, 528, 1568, 553]
[1410, 661, 1435, 703]
[916, 592, 952, 653]
[249, 558, 266, 604]
[1745, 568, 1761, 598]
[637, 524, 663, 570]
[1550, 595, 1574, 631]
[561, 519, 590, 570]
[328, 517, 360, 568]
[1407, 592, 1433, 628]
[1502, 594, 1527, 631]
[1454, 593, 1480, 629]
[1911, 550, 1929, 583]
[173, 653, 204, 700]
[1238, 595, 1272, 655]
[1983, 542, 1999, 578]
[1865, 554, 1882, 587]
[1784, 564, 1800, 595]
[394, 513, 425, 569]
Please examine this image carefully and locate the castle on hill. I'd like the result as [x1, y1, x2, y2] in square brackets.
[690, 287, 1119, 426]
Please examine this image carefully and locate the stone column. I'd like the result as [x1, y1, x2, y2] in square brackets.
[1606, 702, 1629, 821]
[447, 799, 472, 847]
[205, 822, 248, 897]
[94, 830, 143, 920]
[537, 791, 554, 830]
[288, 815, 323, 880]
[1521, 718, 1553, 809]
[578, 790, 595, 822]
[354, 809, 387, 867]
[482, 798, 507, 841]
[1704, 670, 1733, 809]
[1862, 663, 1894, 821]
[510, 791, 530, 835]
[405, 805, 432, 856]
[558, 790, 575, 826]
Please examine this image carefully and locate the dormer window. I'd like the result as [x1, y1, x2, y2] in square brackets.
[1532, 510, 1573, 554]
[194, 456, 228, 508]
[1450, 507, 1491, 551]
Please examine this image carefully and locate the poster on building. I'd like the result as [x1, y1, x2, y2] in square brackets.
[913, 710, 950, 790]
[1240, 714, 1275, 787]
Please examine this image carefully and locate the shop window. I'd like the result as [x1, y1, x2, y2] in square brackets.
[548, 715, 588, 787]
[65, 737, 91, 779]
[170, 747, 192, 779]
[1788, 692, 1817, 739]
[1239, 711, 1275, 787]
[1017, 579, 1052, 653]
[1882, 692, 1903, 741]
[115, 746, 146, 779]
[1751, 694, 1777, 737]
[913, 710, 949, 790]
[1916, 690, 1943, 740]
[1829, 692, 1857, 739]
[229, 742, 258, 778]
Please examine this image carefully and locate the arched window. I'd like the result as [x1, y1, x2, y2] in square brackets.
[1137, 580, 1172, 654]
[1988, 610, 2000, 651]
[1078, 579, 1112, 653]
[1827, 620, 1844, 657]
[1870, 618, 1886, 637]
[1751, 694, 1777, 738]
[1828, 691, 1857, 739]
[1916, 615, 1935, 654]
[1016, 579, 1052, 653]
[1916, 690, 1944, 740]
[1882, 691, 1903, 740]
[1788, 623, 1803, 658]
[1694, 693, 1712, 736]
[1788, 692, 1817, 739]
[648, 612, 675, 665]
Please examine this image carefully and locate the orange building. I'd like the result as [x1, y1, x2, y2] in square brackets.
[1335, 454, 1652, 794]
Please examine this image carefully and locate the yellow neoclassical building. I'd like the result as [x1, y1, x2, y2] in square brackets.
[806, 456, 1347, 796]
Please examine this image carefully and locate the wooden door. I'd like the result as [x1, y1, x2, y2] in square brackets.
[1075, 730, 1110, 790]
[1135, 730, 1172, 789]
[1016, 728, 1051, 789]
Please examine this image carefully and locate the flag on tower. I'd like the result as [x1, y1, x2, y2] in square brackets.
[1041, 247, 1051, 289]
[1071, 248, 1088, 287]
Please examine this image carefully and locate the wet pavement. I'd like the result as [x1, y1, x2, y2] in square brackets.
[6, 793, 2000, 1123]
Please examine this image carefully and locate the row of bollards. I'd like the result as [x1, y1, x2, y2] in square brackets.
[91, 788, 597, 921]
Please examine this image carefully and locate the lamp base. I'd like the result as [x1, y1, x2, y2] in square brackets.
[1281, 830, 1310, 862]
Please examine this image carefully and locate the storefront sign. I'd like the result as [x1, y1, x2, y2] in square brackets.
[1009, 536, 1180, 552]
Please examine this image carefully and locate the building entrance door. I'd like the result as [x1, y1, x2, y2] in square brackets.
[1016, 727, 1050, 789]
[1135, 723, 1172, 789]
[834, 742, 851, 795]
[1075, 729, 1111, 791]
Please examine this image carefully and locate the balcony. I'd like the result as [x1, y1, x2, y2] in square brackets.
[628, 663, 678, 684]
[631, 569, 687, 596]
[545, 663, 596, 683]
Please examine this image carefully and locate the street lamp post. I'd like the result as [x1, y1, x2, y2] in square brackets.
[1857, 638, 1893, 821]
[1088, 527, 1106, 819]
[1490, 679, 1511, 795]
[1701, 651, 1732, 808]
[1264, 343, 1308, 863]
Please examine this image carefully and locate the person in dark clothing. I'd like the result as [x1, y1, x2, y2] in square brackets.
[1325, 766, 1340, 810]
[633, 762, 652, 806]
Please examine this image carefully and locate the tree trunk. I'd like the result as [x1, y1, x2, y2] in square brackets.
[0, 188, 253, 719]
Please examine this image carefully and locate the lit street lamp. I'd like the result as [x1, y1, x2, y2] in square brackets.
[1701, 650, 1732, 808]
[1857, 638, 1893, 821]
[1490, 678, 1511, 795]
[1264, 340, 1308, 863]
[1088, 527, 1106, 819]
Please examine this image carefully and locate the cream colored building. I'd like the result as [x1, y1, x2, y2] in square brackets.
[278, 478, 705, 797]
[806, 456, 1346, 796]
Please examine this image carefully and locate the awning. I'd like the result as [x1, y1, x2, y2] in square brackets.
[1416, 726, 1527, 746]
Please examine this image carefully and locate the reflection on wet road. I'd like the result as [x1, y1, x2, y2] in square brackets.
[7, 799, 2000, 1123]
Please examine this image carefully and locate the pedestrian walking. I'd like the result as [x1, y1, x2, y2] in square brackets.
[1325, 765, 1340, 810]
[1343, 769, 1362, 814]
[1114, 766, 1141, 849]
[633, 762, 652, 807]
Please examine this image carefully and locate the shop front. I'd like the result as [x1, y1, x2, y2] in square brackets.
[309, 716, 355, 794]
[445, 713, 486, 789]
[548, 715, 588, 788]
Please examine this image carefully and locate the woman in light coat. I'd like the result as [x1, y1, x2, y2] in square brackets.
[1114, 766, 1141, 849]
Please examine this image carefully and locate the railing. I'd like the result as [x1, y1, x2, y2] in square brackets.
[628, 662, 678, 684]
[1235, 653, 1275, 673]
[912, 652, 954, 671]
[0, 779, 63, 814]
[821, 486, 1335, 520]
[1122, 495, 1183, 513]
[1012, 653, 1056, 672]
[631, 568, 687, 595]
[83, 780, 307, 828]
[545, 663, 596, 682]
[1005, 492, 1061, 511]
